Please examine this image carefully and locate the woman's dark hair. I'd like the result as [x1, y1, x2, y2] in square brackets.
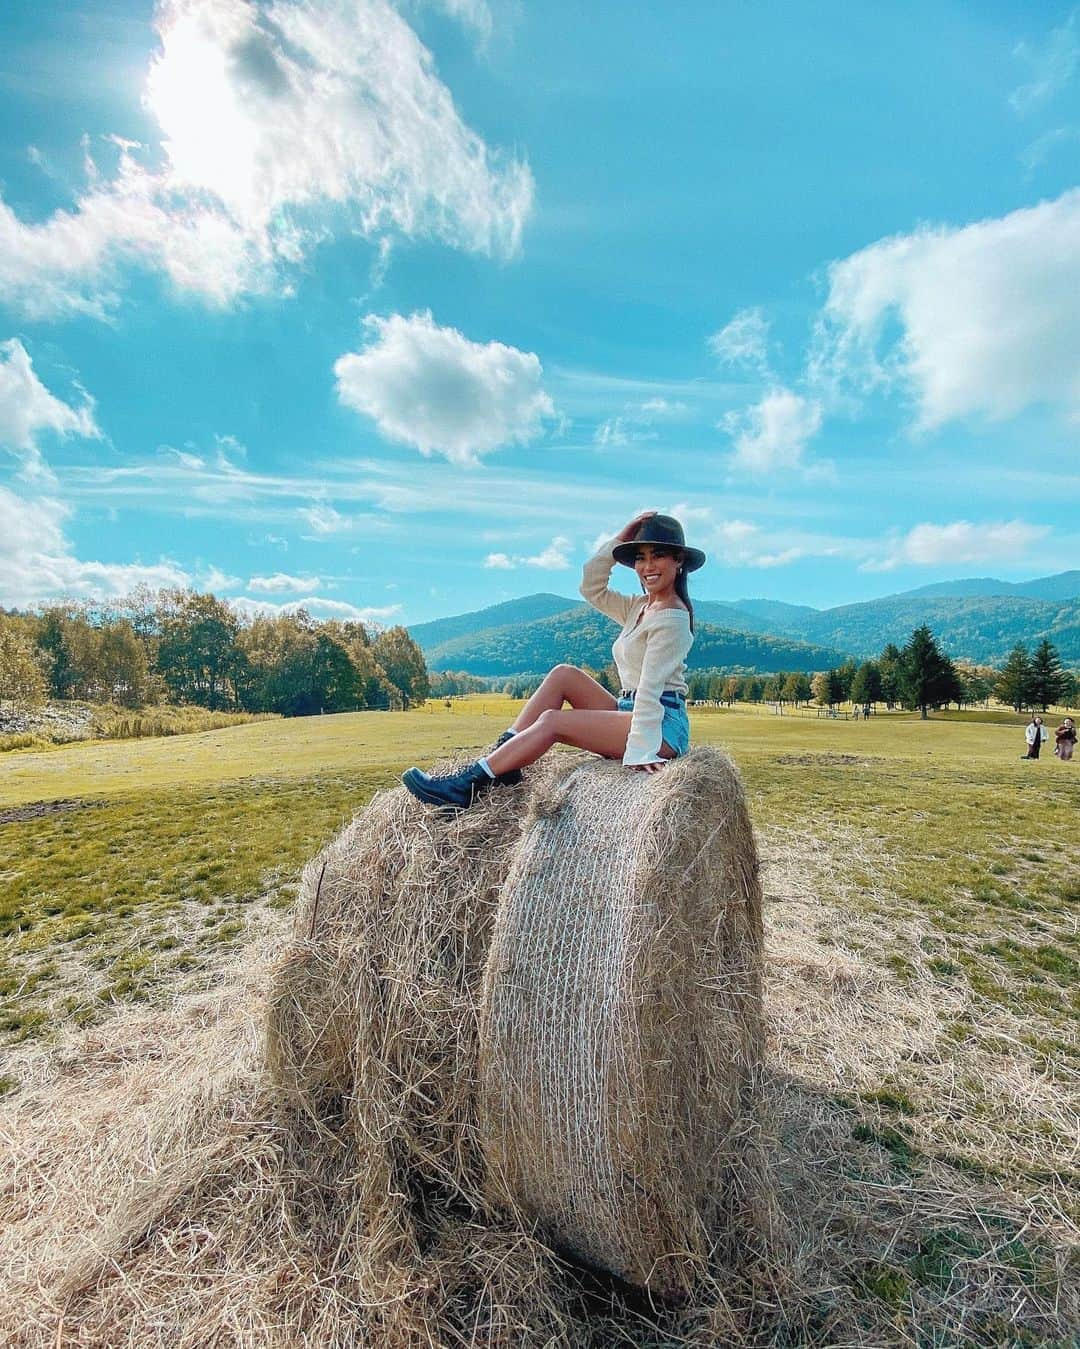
[674, 553, 695, 633]
[638, 544, 695, 632]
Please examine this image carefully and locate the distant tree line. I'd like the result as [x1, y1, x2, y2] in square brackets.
[485, 629, 1078, 718]
[805, 629, 1076, 718]
[0, 589, 429, 716]
[994, 639, 1074, 712]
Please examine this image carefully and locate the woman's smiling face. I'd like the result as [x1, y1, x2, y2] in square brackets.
[634, 544, 681, 594]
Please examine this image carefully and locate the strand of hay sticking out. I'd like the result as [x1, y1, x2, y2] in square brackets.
[478, 746, 766, 1301]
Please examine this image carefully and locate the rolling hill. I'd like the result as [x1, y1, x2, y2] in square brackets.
[421, 604, 848, 676]
[409, 570, 1080, 675]
[407, 593, 577, 650]
[758, 594, 1080, 665]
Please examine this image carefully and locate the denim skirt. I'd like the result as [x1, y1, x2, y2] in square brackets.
[617, 690, 691, 757]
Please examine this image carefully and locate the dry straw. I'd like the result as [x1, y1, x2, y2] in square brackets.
[3, 750, 1076, 1345]
[479, 749, 766, 1299]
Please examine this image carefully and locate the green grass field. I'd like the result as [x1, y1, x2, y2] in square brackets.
[1, 699, 1076, 1343]
[2, 700, 1074, 1049]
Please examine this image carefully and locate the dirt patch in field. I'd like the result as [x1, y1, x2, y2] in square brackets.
[0, 798, 101, 826]
[775, 752, 883, 767]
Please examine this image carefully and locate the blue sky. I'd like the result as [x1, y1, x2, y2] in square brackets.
[1, 0, 1078, 626]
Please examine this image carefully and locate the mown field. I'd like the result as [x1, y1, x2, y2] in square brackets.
[1, 699, 1077, 1344]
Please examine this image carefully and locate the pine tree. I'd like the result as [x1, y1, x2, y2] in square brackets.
[995, 643, 1032, 713]
[899, 625, 958, 719]
[850, 660, 882, 709]
[1028, 639, 1066, 711]
[878, 643, 902, 708]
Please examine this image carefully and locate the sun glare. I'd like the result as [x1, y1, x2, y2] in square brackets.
[144, 12, 259, 222]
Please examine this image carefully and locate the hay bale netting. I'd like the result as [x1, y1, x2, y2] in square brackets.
[478, 746, 765, 1301]
[263, 770, 533, 1315]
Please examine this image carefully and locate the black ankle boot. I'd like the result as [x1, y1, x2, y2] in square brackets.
[402, 761, 497, 810]
[486, 730, 522, 786]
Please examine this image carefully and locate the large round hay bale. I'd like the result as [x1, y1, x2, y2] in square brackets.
[477, 746, 764, 1301]
[263, 769, 529, 1312]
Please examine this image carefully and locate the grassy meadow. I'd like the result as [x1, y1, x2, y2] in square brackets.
[1, 698, 1077, 1343]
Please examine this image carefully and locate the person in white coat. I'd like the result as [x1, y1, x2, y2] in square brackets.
[401, 511, 705, 809]
[1021, 715, 1048, 759]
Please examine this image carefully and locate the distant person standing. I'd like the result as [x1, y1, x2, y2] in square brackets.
[1021, 715, 1047, 759]
[1054, 717, 1076, 762]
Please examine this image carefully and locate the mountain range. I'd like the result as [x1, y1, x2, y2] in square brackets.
[408, 572, 1080, 675]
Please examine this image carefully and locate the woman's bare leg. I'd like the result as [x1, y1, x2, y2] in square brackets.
[509, 664, 617, 733]
[486, 708, 676, 774]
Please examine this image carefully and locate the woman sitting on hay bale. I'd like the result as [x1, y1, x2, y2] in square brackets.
[402, 510, 705, 808]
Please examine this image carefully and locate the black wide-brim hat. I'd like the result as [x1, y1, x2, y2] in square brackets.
[611, 514, 707, 571]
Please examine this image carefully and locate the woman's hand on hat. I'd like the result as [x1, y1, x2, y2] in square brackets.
[616, 510, 657, 543]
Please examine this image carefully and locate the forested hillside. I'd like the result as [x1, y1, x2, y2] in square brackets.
[407, 593, 576, 650]
[790, 595, 1080, 665]
[423, 604, 847, 675]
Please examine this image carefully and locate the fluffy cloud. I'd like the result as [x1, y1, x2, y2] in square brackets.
[483, 536, 571, 570]
[0, 0, 532, 319]
[248, 571, 322, 592]
[708, 307, 771, 374]
[864, 520, 1051, 572]
[335, 311, 555, 465]
[0, 486, 190, 607]
[723, 387, 823, 473]
[197, 565, 242, 591]
[0, 339, 99, 478]
[230, 595, 401, 623]
[813, 189, 1080, 428]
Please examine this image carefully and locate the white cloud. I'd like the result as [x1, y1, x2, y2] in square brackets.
[0, 486, 190, 607]
[752, 547, 804, 568]
[711, 518, 802, 568]
[723, 387, 823, 473]
[231, 595, 401, 623]
[299, 504, 352, 535]
[593, 418, 630, 448]
[197, 565, 242, 591]
[708, 308, 771, 374]
[812, 189, 1080, 428]
[334, 310, 555, 465]
[248, 571, 322, 592]
[525, 536, 572, 570]
[864, 519, 1051, 572]
[426, 0, 493, 44]
[0, 339, 99, 478]
[1010, 11, 1079, 114]
[163, 447, 207, 471]
[593, 396, 684, 447]
[482, 535, 572, 571]
[0, 0, 532, 319]
[1020, 125, 1080, 172]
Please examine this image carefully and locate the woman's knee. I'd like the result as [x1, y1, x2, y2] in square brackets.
[535, 707, 561, 734]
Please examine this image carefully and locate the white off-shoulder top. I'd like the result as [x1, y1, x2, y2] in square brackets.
[579, 537, 693, 766]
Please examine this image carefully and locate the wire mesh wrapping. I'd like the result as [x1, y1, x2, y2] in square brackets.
[478, 746, 766, 1300]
